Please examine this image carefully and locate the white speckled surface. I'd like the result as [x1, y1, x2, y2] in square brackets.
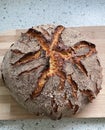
[0, 0, 105, 129]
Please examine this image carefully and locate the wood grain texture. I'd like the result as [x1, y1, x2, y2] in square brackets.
[0, 26, 105, 120]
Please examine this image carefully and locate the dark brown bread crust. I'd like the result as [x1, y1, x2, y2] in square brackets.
[1, 25, 102, 120]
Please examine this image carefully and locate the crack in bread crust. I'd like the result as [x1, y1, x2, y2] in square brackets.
[11, 51, 41, 66]
[67, 75, 78, 99]
[11, 49, 24, 54]
[27, 28, 49, 52]
[31, 26, 65, 98]
[80, 89, 95, 102]
[31, 69, 49, 98]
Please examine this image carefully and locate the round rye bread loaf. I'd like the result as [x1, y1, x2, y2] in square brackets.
[1, 25, 102, 120]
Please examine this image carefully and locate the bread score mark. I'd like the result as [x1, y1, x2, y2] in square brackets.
[11, 51, 41, 66]
[67, 75, 78, 99]
[31, 25, 65, 98]
[50, 25, 65, 50]
[27, 28, 49, 52]
[72, 41, 97, 76]
[31, 69, 48, 98]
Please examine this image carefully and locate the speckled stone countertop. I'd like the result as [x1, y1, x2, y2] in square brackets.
[0, 0, 105, 130]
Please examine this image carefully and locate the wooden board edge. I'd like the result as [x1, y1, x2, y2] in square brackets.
[1, 25, 105, 35]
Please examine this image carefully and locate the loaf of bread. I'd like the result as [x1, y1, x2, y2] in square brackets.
[1, 25, 102, 119]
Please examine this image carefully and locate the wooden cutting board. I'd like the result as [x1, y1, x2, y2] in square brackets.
[0, 26, 105, 120]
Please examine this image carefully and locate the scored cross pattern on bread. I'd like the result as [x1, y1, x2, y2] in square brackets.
[10, 26, 98, 100]
[1, 25, 102, 120]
